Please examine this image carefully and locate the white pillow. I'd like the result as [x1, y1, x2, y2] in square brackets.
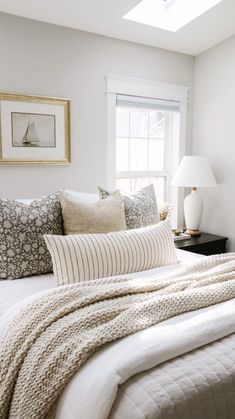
[64, 190, 98, 204]
[16, 190, 98, 206]
[16, 199, 32, 205]
[16, 189, 100, 205]
[44, 219, 177, 286]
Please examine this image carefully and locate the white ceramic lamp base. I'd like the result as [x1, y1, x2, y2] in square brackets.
[184, 188, 203, 236]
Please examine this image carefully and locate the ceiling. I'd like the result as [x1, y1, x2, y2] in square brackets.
[0, 0, 235, 55]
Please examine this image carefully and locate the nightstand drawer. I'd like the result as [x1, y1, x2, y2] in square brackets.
[175, 233, 228, 256]
[179, 240, 226, 256]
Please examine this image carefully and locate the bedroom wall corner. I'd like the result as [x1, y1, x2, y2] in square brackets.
[192, 35, 235, 251]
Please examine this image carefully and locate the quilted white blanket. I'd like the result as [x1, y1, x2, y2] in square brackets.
[1, 253, 235, 419]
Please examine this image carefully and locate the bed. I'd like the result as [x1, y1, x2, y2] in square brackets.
[1, 249, 235, 419]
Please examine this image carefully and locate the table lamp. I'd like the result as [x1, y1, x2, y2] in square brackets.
[171, 156, 217, 236]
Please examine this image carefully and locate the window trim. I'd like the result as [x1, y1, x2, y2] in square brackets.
[106, 75, 190, 228]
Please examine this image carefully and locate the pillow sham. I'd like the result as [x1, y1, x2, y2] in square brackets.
[98, 184, 159, 230]
[63, 189, 98, 204]
[44, 219, 177, 286]
[0, 193, 62, 280]
[60, 190, 126, 235]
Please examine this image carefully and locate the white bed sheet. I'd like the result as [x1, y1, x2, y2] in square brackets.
[0, 273, 55, 316]
[0, 249, 198, 316]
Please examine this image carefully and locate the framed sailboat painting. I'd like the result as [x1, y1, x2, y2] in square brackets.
[0, 92, 70, 165]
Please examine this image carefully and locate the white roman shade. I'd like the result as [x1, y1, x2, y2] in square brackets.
[116, 94, 180, 112]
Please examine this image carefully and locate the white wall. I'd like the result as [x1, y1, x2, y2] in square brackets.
[0, 12, 194, 199]
[193, 35, 235, 251]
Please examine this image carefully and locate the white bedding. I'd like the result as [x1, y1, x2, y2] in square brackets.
[0, 249, 197, 316]
[3, 249, 224, 419]
[56, 298, 235, 419]
[0, 273, 55, 316]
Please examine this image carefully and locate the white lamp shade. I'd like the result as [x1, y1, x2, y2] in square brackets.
[171, 156, 217, 188]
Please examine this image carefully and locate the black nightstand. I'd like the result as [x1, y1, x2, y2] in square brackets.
[174, 233, 228, 256]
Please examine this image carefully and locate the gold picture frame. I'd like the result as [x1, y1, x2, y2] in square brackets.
[0, 92, 70, 165]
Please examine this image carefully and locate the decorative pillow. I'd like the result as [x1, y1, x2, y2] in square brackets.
[60, 190, 126, 235]
[98, 185, 159, 230]
[0, 193, 62, 280]
[44, 219, 177, 286]
[63, 190, 98, 204]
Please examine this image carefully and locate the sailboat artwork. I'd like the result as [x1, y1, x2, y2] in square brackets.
[0, 92, 70, 164]
[21, 121, 40, 147]
[12, 112, 56, 148]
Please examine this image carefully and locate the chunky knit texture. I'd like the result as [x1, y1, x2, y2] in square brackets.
[1, 253, 235, 419]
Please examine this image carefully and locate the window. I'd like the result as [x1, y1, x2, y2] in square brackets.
[116, 95, 180, 204]
[106, 75, 189, 228]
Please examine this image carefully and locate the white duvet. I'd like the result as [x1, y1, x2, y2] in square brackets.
[0, 249, 195, 316]
[2, 249, 235, 419]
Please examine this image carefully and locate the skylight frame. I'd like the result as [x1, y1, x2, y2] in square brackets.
[123, 0, 223, 32]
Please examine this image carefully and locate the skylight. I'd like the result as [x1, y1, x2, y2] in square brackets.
[123, 0, 223, 32]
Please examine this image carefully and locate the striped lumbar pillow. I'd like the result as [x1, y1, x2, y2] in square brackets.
[44, 219, 177, 286]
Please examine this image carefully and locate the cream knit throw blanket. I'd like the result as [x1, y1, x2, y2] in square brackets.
[1, 253, 235, 419]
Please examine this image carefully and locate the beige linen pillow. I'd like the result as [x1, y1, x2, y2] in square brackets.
[44, 219, 177, 286]
[98, 185, 159, 230]
[60, 190, 126, 235]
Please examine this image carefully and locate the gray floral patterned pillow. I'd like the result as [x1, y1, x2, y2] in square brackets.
[0, 193, 62, 280]
[98, 185, 159, 230]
